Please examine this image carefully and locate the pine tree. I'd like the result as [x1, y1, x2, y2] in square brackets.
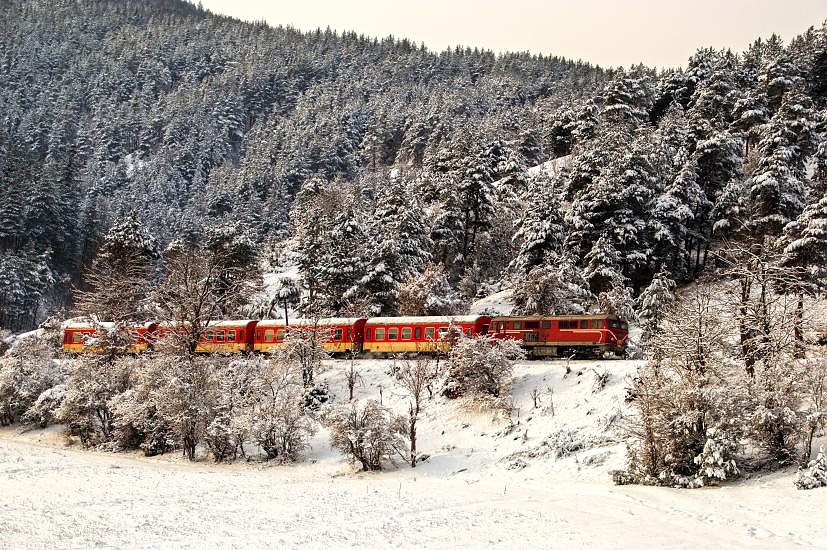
[748, 86, 818, 236]
[74, 216, 159, 322]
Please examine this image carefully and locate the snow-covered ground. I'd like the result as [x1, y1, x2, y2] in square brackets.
[2, 359, 826, 549]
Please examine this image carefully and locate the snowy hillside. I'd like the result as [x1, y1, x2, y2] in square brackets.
[2, 357, 826, 548]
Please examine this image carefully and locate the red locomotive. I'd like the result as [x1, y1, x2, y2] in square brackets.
[62, 314, 628, 358]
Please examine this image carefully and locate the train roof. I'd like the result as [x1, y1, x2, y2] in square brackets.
[492, 314, 623, 320]
[256, 318, 366, 328]
[155, 320, 258, 329]
[365, 315, 490, 326]
[203, 320, 258, 328]
[64, 321, 156, 330]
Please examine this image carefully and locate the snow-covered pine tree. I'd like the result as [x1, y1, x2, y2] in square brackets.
[748, 85, 819, 237]
[74, 216, 159, 322]
[635, 268, 677, 350]
[510, 175, 565, 275]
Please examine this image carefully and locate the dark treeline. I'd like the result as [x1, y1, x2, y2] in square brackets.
[0, 0, 825, 329]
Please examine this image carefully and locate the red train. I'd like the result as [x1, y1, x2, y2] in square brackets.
[63, 314, 628, 358]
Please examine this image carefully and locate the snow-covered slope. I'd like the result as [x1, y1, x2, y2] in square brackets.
[2, 358, 826, 548]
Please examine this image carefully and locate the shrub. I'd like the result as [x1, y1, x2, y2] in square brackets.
[57, 354, 131, 445]
[326, 400, 407, 471]
[24, 384, 66, 428]
[442, 335, 523, 399]
[0, 336, 62, 426]
[795, 447, 827, 490]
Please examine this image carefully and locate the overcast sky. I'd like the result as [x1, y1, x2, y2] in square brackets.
[197, 0, 826, 68]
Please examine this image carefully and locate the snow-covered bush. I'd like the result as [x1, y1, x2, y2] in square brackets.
[202, 359, 260, 462]
[249, 385, 314, 461]
[690, 429, 740, 487]
[0, 336, 62, 425]
[591, 367, 610, 393]
[148, 355, 221, 461]
[443, 335, 524, 399]
[205, 412, 242, 462]
[57, 354, 131, 445]
[24, 384, 66, 428]
[746, 399, 802, 465]
[109, 387, 177, 456]
[325, 400, 407, 471]
[246, 358, 315, 462]
[795, 447, 827, 490]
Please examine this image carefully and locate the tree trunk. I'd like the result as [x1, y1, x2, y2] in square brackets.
[409, 404, 417, 468]
[739, 275, 756, 378]
[794, 292, 805, 359]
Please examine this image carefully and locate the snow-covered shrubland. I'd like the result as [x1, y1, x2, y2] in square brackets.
[0, 334, 63, 427]
[619, 275, 827, 489]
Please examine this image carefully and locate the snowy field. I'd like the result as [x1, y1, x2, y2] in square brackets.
[2, 359, 826, 549]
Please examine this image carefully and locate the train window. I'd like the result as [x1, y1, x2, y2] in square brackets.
[72, 332, 83, 344]
[438, 327, 449, 339]
[580, 320, 588, 329]
[227, 331, 237, 342]
[560, 320, 577, 329]
[466, 328, 472, 336]
[239, 330, 244, 340]
[425, 327, 435, 340]
[216, 331, 225, 342]
[590, 320, 602, 329]
[376, 328, 386, 340]
[541, 320, 551, 329]
[334, 328, 343, 340]
[264, 329, 275, 343]
[414, 327, 422, 339]
[366, 328, 372, 340]
[204, 331, 213, 341]
[276, 329, 285, 341]
[512, 321, 522, 330]
[401, 328, 412, 340]
[388, 327, 399, 340]
[609, 320, 619, 328]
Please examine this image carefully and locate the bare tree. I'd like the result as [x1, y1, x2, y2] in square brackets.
[345, 350, 362, 401]
[394, 354, 440, 467]
[153, 239, 256, 355]
[271, 326, 329, 388]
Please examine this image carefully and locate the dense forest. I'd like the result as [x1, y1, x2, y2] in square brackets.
[1, 0, 825, 330]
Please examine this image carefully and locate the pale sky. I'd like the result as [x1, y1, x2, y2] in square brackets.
[197, 0, 826, 69]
